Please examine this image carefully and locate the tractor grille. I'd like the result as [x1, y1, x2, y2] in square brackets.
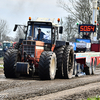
[23, 41, 35, 45]
[24, 46, 35, 55]
[23, 41, 35, 55]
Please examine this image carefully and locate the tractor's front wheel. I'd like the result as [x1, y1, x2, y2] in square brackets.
[39, 51, 57, 80]
[4, 49, 21, 78]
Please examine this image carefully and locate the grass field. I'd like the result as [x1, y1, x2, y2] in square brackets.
[87, 96, 100, 100]
[0, 64, 3, 68]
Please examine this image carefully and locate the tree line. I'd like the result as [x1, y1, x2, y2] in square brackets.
[0, 19, 24, 42]
[0, 0, 98, 42]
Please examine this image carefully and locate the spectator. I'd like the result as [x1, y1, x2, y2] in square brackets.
[83, 33, 90, 39]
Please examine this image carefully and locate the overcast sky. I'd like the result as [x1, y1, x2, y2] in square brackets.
[0, 0, 68, 37]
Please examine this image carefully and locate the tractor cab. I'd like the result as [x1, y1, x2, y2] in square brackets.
[13, 17, 64, 63]
[26, 18, 62, 44]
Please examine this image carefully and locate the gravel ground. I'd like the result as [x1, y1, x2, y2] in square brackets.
[0, 68, 3, 74]
[0, 58, 3, 64]
[0, 64, 100, 100]
[31, 82, 100, 100]
[0, 69, 100, 100]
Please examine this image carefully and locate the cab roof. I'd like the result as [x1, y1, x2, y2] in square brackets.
[28, 18, 59, 28]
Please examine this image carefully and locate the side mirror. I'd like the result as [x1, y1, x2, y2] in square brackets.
[13, 25, 18, 31]
[59, 26, 63, 34]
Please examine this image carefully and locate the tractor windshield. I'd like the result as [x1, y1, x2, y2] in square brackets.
[27, 22, 52, 43]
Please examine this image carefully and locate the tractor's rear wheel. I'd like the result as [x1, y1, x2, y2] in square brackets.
[63, 45, 74, 79]
[54, 46, 65, 78]
[4, 49, 21, 78]
[39, 51, 57, 80]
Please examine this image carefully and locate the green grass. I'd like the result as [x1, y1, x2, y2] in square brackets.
[0, 67, 3, 68]
[0, 63, 3, 68]
[87, 97, 100, 100]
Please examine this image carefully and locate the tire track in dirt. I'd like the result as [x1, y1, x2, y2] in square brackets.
[29, 82, 100, 100]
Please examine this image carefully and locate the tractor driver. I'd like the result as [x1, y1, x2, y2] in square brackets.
[36, 29, 45, 41]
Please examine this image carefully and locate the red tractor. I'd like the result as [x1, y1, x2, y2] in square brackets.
[3, 18, 74, 80]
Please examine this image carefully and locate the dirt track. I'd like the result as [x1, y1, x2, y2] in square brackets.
[0, 67, 100, 100]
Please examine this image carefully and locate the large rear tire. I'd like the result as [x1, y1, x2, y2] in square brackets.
[63, 45, 74, 79]
[54, 46, 65, 78]
[39, 51, 57, 80]
[4, 49, 21, 78]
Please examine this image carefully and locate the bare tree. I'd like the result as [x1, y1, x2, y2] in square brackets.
[15, 28, 25, 41]
[0, 19, 10, 41]
[58, 0, 92, 24]
[63, 15, 78, 40]
[2, 34, 11, 41]
[58, 0, 93, 39]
